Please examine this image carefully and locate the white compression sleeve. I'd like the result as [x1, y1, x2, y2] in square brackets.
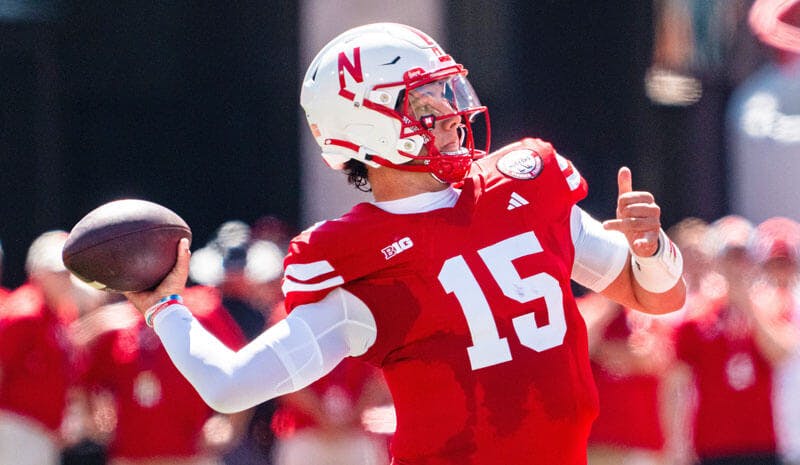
[152, 287, 377, 414]
[570, 205, 630, 292]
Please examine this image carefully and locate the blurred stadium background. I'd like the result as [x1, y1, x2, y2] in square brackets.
[0, 0, 795, 287]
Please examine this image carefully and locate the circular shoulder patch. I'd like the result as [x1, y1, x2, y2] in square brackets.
[497, 149, 543, 180]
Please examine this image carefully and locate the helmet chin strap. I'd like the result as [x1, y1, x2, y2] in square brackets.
[370, 143, 472, 184]
[429, 172, 449, 184]
[421, 139, 472, 184]
[426, 153, 472, 184]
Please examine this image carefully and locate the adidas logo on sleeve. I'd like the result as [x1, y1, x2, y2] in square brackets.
[507, 192, 529, 210]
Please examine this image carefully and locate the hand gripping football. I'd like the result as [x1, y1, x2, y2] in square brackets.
[63, 199, 192, 292]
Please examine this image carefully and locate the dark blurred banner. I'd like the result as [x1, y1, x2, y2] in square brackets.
[1, 2, 299, 287]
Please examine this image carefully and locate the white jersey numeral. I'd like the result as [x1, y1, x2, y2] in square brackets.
[439, 255, 514, 370]
[438, 232, 566, 370]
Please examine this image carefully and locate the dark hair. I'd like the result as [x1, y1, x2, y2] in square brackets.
[344, 159, 371, 192]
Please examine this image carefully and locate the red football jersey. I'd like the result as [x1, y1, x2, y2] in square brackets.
[0, 283, 73, 432]
[76, 286, 247, 459]
[283, 139, 599, 465]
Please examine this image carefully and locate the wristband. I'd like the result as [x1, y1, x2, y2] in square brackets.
[145, 294, 184, 327]
[631, 229, 683, 293]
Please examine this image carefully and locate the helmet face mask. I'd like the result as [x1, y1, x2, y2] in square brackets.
[301, 23, 490, 184]
[396, 71, 489, 183]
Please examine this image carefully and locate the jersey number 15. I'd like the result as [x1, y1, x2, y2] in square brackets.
[438, 231, 566, 370]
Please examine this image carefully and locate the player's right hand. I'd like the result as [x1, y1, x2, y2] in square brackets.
[124, 238, 191, 314]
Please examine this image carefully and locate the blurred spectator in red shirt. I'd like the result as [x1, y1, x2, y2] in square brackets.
[581, 292, 677, 465]
[271, 356, 390, 465]
[71, 285, 249, 465]
[747, 217, 800, 465]
[0, 230, 78, 465]
[672, 215, 784, 464]
[583, 217, 714, 465]
[190, 220, 286, 464]
[218, 239, 284, 465]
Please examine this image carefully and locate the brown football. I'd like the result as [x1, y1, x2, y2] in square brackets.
[63, 199, 192, 292]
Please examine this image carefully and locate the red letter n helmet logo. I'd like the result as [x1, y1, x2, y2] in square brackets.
[337, 47, 363, 100]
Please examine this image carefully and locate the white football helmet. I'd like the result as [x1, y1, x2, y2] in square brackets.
[301, 23, 490, 184]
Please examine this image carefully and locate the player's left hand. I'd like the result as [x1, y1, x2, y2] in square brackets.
[602, 167, 661, 257]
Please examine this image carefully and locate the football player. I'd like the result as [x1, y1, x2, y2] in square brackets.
[124, 23, 686, 464]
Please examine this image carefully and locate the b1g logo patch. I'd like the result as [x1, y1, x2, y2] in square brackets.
[382, 237, 413, 259]
[497, 149, 543, 180]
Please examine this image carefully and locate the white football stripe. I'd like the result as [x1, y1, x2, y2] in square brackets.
[285, 260, 336, 281]
[282, 275, 345, 294]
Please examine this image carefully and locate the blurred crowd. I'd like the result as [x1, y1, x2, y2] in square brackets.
[0, 216, 391, 465]
[4, 213, 800, 465]
[582, 215, 800, 465]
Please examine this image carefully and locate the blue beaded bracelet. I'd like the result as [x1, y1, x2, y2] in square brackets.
[144, 294, 184, 327]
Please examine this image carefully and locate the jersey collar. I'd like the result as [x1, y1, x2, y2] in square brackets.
[372, 187, 460, 214]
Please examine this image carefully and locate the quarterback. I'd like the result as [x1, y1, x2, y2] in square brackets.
[125, 23, 686, 464]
